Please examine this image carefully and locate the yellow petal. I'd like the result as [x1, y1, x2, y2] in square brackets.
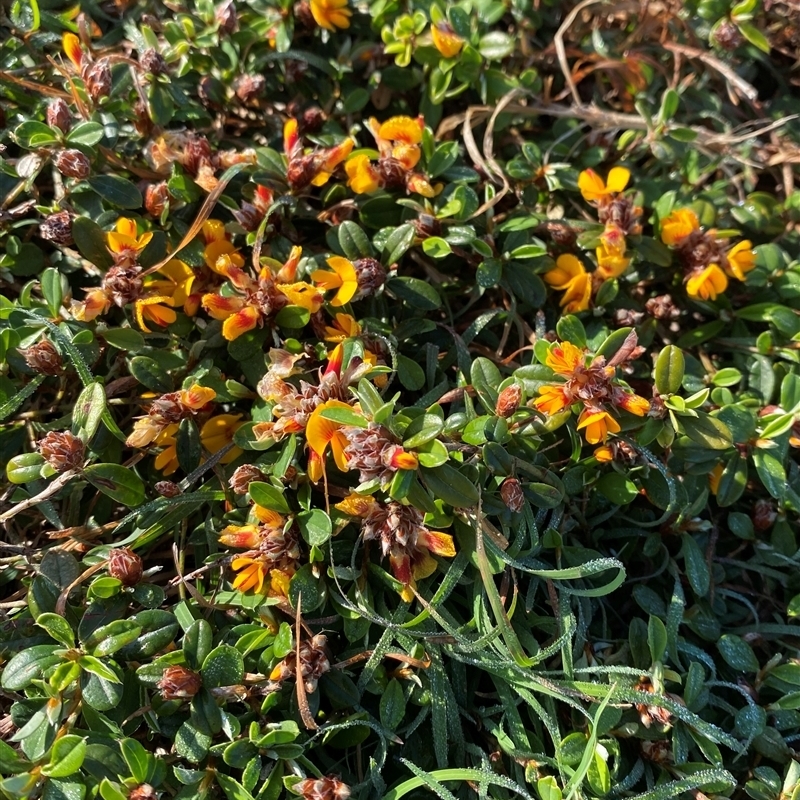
[605, 166, 630, 194]
[222, 306, 261, 340]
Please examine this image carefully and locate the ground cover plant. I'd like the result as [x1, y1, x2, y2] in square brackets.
[1, 0, 800, 798]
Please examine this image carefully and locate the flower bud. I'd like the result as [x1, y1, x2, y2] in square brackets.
[129, 785, 157, 800]
[500, 477, 524, 513]
[713, 19, 743, 50]
[145, 182, 171, 217]
[39, 210, 74, 245]
[37, 431, 85, 472]
[753, 499, 776, 531]
[108, 547, 144, 586]
[183, 135, 213, 177]
[295, 776, 351, 800]
[229, 464, 267, 495]
[46, 99, 72, 133]
[158, 665, 202, 700]
[352, 257, 386, 299]
[20, 340, 63, 375]
[139, 48, 167, 76]
[234, 74, 266, 104]
[102, 265, 143, 306]
[293, 0, 316, 29]
[155, 480, 182, 498]
[83, 58, 112, 102]
[495, 384, 521, 418]
[54, 149, 91, 179]
[412, 213, 441, 240]
[216, 1, 238, 33]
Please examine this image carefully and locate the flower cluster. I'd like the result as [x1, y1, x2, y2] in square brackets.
[533, 335, 650, 448]
[660, 208, 755, 300]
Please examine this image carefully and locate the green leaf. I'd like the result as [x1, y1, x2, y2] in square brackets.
[128, 356, 172, 393]
[6, 452, 46, 484]
[386, 277, 442, 310]
[737, 21, 770, 52]
[647, 615, 667, 664]
[384, 223, 416, 264]
[72, 218, 113, 269]
[403, 414, 444, 448]
[202, 644, 244, 688]
[538, 777, 562, 800]
[101, 328, 145, 351]
[421, 463, 479, 508]
[380, 678, 407, 730]
[248, 481, 290, 513]
[183, 619, 213, 671]
[41, 736, 86, 778]
[596, 474, 638, 506]
[88, 176, 143, 209]
[422, 237, 452, 258]
[84, 620, 142, 657]
[36, 613, 75, 648]
[40, 267, 64, 317]
[0, 645, 61, 690]
[478, 31, 514, 60]
[14, 121, 58, 149]
[72, 382, 106, 442]
[555, 315, 586, 349]
[337, 221, 372, 259]
[753, 449, 787, 500]
[718, 634, 759, 672]
[470, 357, 501, 414]
[66, 121, 105, 147]
[654, 345, 684, 395]
[77, 655, 121, 683]
[677, 413, 733, 450]
[118, 610, 179, 660]
[681, 534, 710, 597]
[216, 772, 256, 800]
[297, 509, 332, 547]
[120, 739, 150, 785]
[275, 305, 311, 329]
[83, 464, 146, 506]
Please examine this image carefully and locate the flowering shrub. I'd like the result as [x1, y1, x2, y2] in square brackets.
[1, 1, 800, 799]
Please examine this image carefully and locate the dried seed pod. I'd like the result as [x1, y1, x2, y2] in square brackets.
[140, 48, 167, 76]
[495, 384, 522, 418]
[713, 18, 744, 50]
[102, 265, 143, 306]
[20, 340, 63, 375]
[46, 99, 72, 133]
[37, 431, 85, 472]
[229, 464, 267, 495]
[295, 776, 351, 800]
[412, 214, 441, 239]
[129, 785, 157, 800]
[145, 182, 171, 217]
[500, 477, 524, 513]
[216, 0, 238, 32]
[107, 547, 144, 586]
[157, 665, 202, 700]
[54, 149, 91, 179]
[83, 58, 112, 102]
[155, 480, 182, 498]
[352, 257, 386, 299]
[233, 74, 266, 104]
[39, 210, 74, 245]
[645, 294, 679, 320]
[293, 0, 316, 29]
[753, 499, 776, 531]
[183, 135, 213, 177]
